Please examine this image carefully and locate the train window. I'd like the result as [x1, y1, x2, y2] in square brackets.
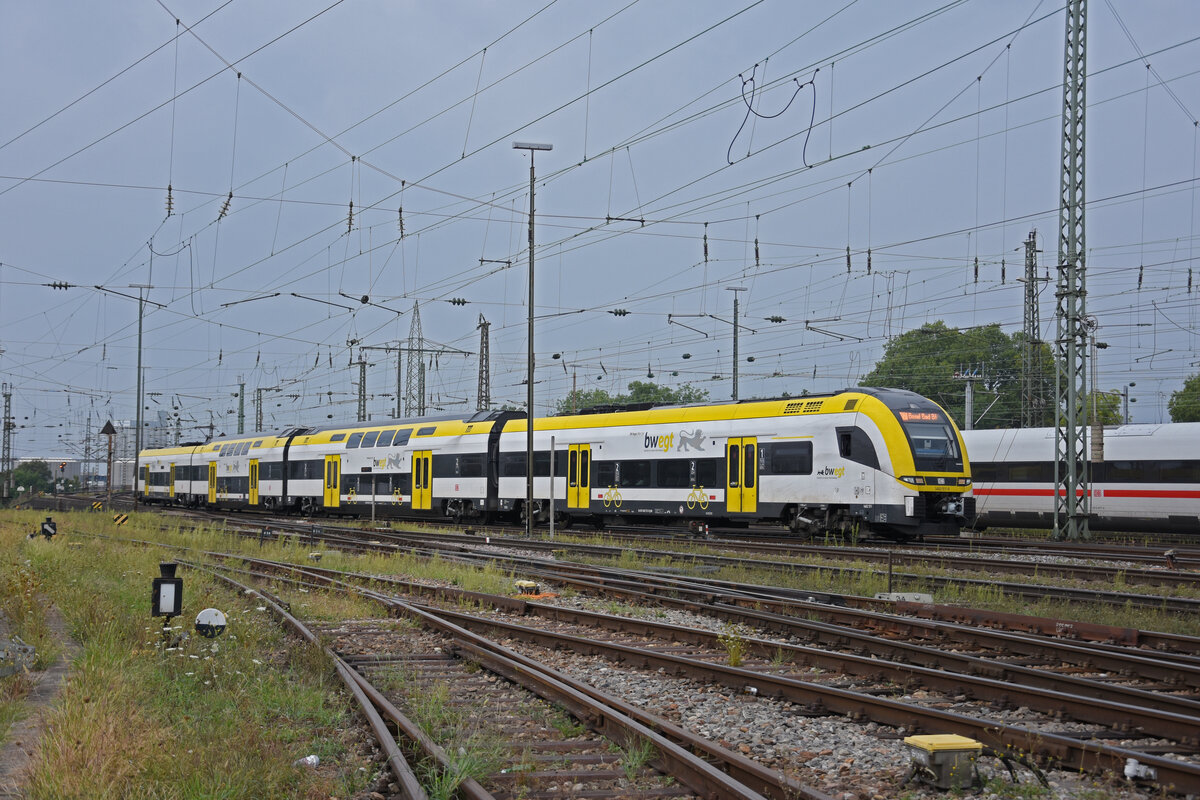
[728, 444, 740, 487]
[330, 433, 346, 442]
[569, 451, 578, 487]
[836, 427, 879, 470]
[594, 461, 615, 486]
[771, 442, 813, 475]
[392, 429, 412, 447]
[1104, 460, 1144, 482]
[577, 449, 587, 481]
[395, 473, 412, 494]
[618, 460, 652, 488]
[240, 442, 251, 456]
[361, 431, 381, 449]
[903, 421, 961, 471]
[970, 462, 999, 482]
[253, 440, 264, 447]
[695, 459, 718, 487]
[459, 454, 484, 478]
[416, 426, 437, 436]
[262, 461, 283, 481]
[288, 459, 323, 480]
[500, 452, 525, 477]
[347, 432, 363, 448]
[1160, 460, 1200, 482]
[657, 459, 691, 488]
[744, 445, 756, 488]
[376, 430, 396, 448]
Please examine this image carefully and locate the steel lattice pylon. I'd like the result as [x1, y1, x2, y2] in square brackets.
[1021, 231, 1045, 427]
[2, 383, 12, 500]
[405, 302, 424, 417]
[1054, 0, 1089, 540]
[477, 315, 491, 411]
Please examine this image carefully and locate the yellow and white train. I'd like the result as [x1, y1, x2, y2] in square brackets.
[138, 387, 973, 540]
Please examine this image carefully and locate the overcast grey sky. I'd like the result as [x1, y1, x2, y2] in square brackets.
[2, 0, 1198, 458]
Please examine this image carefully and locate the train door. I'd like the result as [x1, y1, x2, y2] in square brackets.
[248, 459, 259, 506]
[141, 466, 150, 497]
[412, 451, 432, 510]
[324, 455, 341, 508]
[726, 437, 758, 514]
[169, 463, 176, 499]
[207, 462, 217, 504]
[568, 444, 591, 509]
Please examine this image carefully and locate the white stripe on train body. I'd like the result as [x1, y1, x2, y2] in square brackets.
[961, 423, 1200, 532]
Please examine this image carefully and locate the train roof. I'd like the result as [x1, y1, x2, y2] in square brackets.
[200, 409, 521, 444]
[558, 386, 936, 417]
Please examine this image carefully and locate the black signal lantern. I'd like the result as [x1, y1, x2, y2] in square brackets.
[151, 562, 183, 619]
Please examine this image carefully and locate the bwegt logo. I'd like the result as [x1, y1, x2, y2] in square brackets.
[644, 433, 674, 452]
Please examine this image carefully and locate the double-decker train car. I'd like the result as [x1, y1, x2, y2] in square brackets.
[962, 423, 1200, 532]
[138, 386, 974, 540]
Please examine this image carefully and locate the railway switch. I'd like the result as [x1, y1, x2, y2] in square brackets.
[903, 734, 981, 789]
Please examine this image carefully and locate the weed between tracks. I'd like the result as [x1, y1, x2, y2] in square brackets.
[375, 665, 508, 799]
[554, 530, 1200, 637]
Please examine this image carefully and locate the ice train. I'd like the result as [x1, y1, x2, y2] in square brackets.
[962, 424, 1200, 533]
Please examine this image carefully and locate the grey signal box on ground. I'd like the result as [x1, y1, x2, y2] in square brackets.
[39, 517, 56, 539]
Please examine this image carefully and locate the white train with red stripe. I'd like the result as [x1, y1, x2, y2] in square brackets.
[962, 424, 1200, 532]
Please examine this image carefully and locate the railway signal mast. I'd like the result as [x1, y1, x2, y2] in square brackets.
[1054, 0, 1089, 541]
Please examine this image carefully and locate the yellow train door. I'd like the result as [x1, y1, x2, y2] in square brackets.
[141, 466, 150, 497]
[567, 444, 591, 509]
[726, 437, 758, 514]
[207, 462, 217, 504]
[412, 451, 432, 510]
[249, 459, 259, 505]
[169, 464, 176, 499]
[324, 455, 341, 508]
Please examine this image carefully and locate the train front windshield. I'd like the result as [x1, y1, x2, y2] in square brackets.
[897, 412, 963, 472]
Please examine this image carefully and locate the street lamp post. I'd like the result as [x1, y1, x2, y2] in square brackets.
[513, 141, 552, 538]
[131, 283, 152, 508]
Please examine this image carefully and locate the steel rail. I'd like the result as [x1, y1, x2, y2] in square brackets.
[191, 565, 429, 800]
[221, 553, 1200, 796]
[416, 603, 1200, 796]
[231, 556, 822, 800]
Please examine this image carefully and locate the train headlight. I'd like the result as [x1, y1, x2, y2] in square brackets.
[957, 477, 971, 486]
[900, 476, 925, 485]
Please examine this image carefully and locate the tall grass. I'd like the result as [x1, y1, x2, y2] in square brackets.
[1, 512, 378, 799]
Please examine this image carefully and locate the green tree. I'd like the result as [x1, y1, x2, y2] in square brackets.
[554, 382, 709, 416]
[1087, 391, 1123, 426]
[1169, 374, 1200, 422]
[860, 322, 1053, 429]
[12, 460, 51, 493]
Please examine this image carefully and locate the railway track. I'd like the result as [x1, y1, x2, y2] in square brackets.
[62, 513, 1200, 796]
[207, 550, 1200, 796]
[198, 560, 817, 800]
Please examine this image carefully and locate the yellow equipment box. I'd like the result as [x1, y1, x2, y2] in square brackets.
[903, 734, 981, 789]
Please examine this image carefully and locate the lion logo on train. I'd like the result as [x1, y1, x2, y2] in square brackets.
[676, 429, 705, 452]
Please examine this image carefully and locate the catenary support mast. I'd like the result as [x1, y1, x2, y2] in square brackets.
[1054, 0, 1089, 541]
